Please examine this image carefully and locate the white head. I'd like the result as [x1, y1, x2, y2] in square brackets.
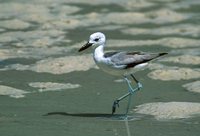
[78, 32, 106, 52]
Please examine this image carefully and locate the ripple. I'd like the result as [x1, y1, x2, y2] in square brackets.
[148, 67, 200, 81]
[29, 82, 81, 92]
[107, 37, 200, 48]
[0, 19, 31, 30]
[134, 102, 200, 120]
[161, 55, 200, 65]
[0, 85, 28, 98]
[3, 55, 97, 74]
[183, 81, 200, 93]
[122, 24, 200, 38]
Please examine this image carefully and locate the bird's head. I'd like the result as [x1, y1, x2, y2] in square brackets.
[78, 32, 106, 52]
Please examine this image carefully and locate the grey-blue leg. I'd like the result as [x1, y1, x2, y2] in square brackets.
[131, 74, 143, 89]
[124, 77, 140, 115]
[112, 75, 142, 114]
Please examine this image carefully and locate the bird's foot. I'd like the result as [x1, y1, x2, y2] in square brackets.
[112, 100, 120, 114]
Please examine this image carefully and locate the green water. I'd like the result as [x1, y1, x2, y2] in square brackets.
[0, 0, 200, 136]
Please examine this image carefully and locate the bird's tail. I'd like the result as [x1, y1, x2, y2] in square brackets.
[159, 52, 168, 56]
[150, 52, 168, 61]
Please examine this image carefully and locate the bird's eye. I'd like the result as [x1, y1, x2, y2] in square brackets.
[94, 38, 99, 42]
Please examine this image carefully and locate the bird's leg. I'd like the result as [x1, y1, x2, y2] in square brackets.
[130, 74, 143, 90]
[125, 74, 143, 115]
[124, 77, 140, 115]
[112, 75, 143, 115]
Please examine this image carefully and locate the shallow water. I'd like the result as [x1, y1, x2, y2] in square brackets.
[0, 0, 200, 136]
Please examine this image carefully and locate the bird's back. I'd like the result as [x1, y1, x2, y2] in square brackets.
[95, 51, 167, 76]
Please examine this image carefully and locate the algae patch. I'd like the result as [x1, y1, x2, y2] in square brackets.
[134, 102, 200, 120]
[183, 81, 200, 93]
[148, 67, 200, 81]
[0, 85, 28, 98]
[29, 82, 80, 92]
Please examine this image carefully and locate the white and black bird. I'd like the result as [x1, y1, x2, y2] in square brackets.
[79, 32, 167, 115]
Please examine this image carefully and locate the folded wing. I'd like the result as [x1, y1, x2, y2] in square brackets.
[105, 51, 167, 69]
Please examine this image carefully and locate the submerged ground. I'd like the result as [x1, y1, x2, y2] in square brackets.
[0, 0, 200, 136]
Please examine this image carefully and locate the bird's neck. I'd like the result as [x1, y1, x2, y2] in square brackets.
[93, 45, 105, 61]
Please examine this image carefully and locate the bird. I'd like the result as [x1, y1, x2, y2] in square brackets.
[78, 32, 167, 115]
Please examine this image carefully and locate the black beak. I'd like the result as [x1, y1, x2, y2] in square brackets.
[78, 42, 93, 52]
